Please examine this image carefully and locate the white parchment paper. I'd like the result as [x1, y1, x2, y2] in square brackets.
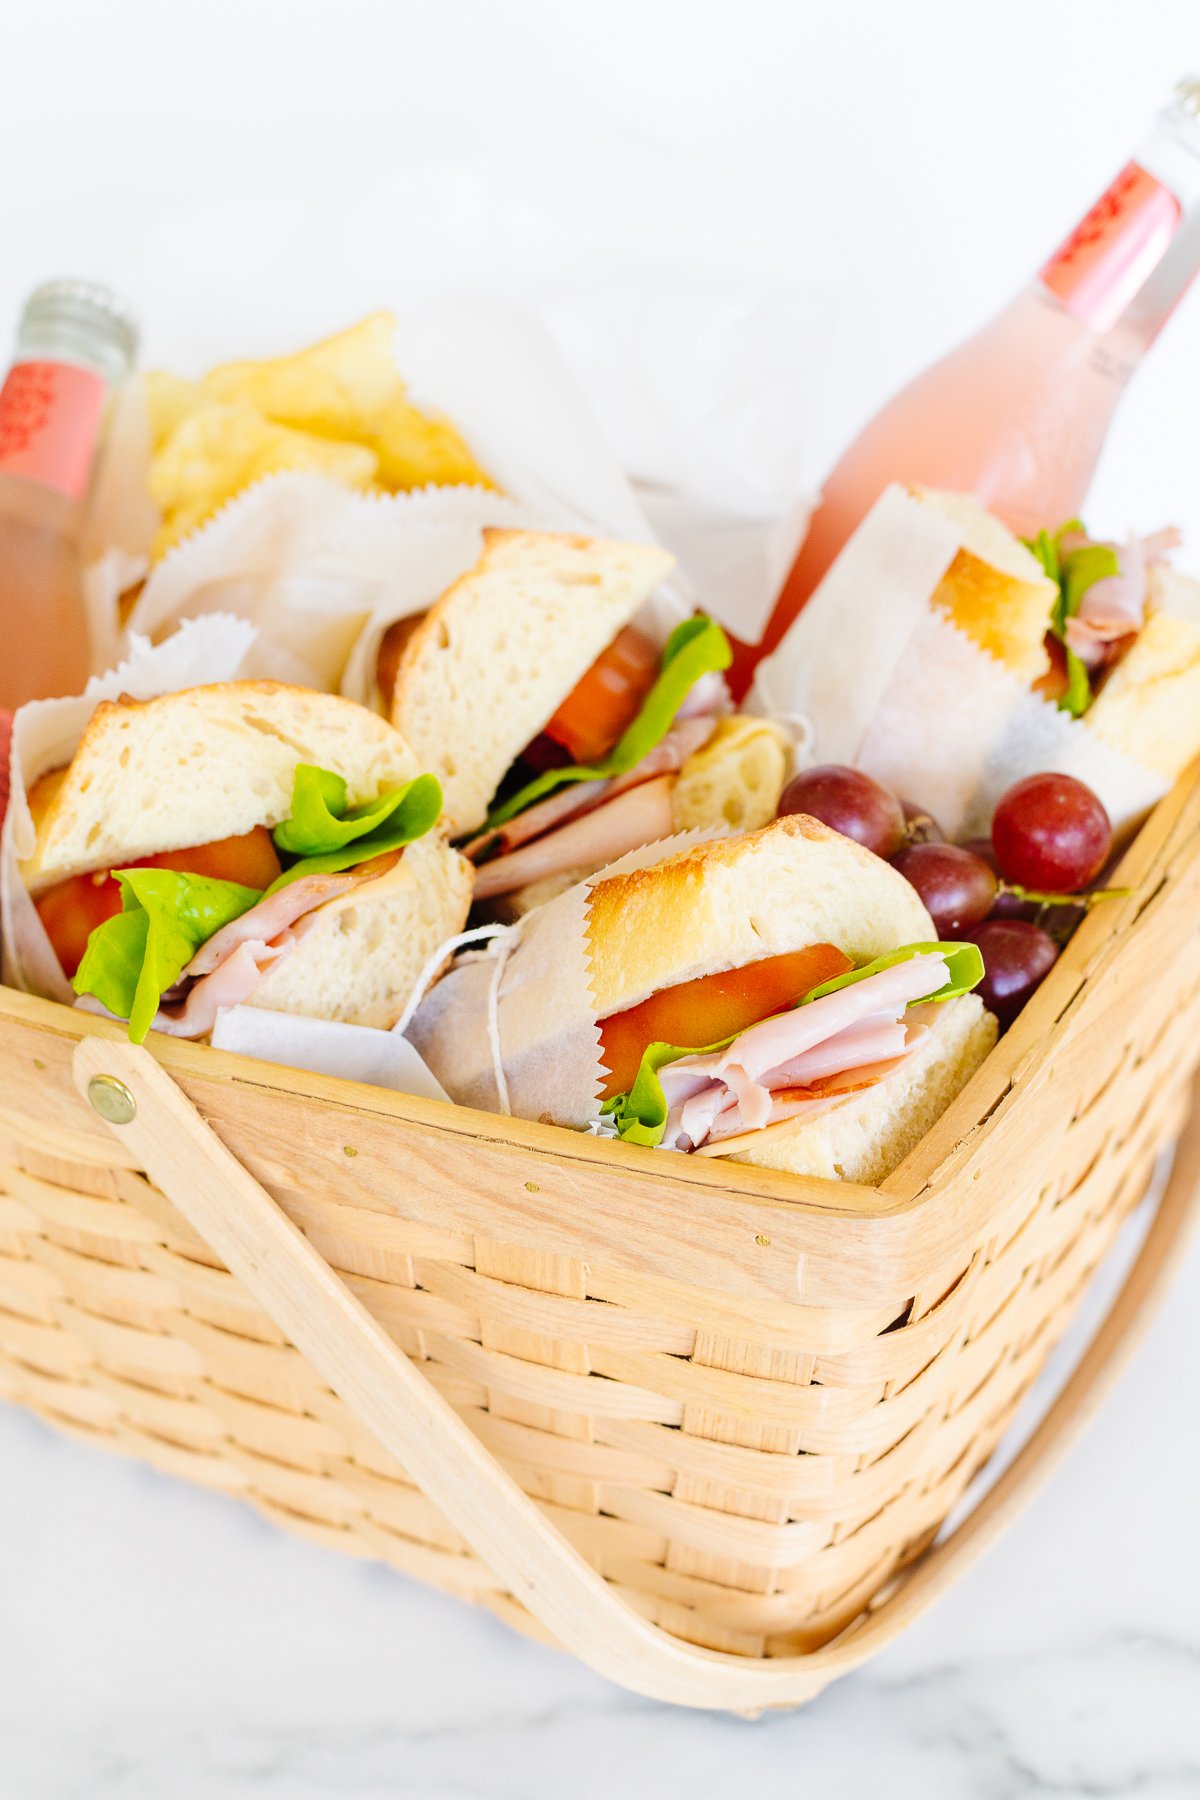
[212, 1006, 448, 1104]
[1, 616, 258, 1001]
[406, 829, 722, 1127]
[748, 485, 1168, 840]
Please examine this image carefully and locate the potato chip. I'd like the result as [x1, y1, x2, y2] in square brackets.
[369, 392, 493, 492]
[150, 402, 377, 555]
[145, 313, 493, 557]
[202, 313, 399, 439]
[143, 371, 205, 450]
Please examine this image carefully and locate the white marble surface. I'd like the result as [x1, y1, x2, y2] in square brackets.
[2, 1190, 1198, 1800]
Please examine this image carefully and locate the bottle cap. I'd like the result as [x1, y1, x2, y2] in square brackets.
[18, 279, 139, 375]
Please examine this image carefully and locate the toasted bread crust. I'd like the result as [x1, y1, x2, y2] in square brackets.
[24, 681, 420, 891]
[585, 812, 934, 1019]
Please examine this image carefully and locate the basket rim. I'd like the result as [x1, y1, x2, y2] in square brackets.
[1, 759, 1196, 1235]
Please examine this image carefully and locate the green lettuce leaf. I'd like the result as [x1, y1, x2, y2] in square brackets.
[1023, 522, 1120, 718]
[484, 615, 732, 832]
[601, 941, 984, 1147]
[69, 763, 443, 1043]
[797, 941, 984, 1007]
[73, 869, 263, 1044]
[268, 766, 443, 891]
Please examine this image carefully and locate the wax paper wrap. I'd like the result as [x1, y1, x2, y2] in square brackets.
[406, 830, 720, 1128]
[747, 485, 1167, 840]
[1, 616, 258, 1002]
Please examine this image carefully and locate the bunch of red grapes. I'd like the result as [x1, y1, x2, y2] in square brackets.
[777, 764, 1114, 1028]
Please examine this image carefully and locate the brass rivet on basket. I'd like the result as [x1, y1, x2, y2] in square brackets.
[342, 1145, 358, 1157]
[525, 1181, 539, 1193]
[33, 1058, 45, 1071]
[87, 1075, 137, 1126]
[755, 1233, 770, 1247]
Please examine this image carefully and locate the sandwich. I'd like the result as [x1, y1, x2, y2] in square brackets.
[23, 682, 472, 1040]
[919, 490, 1200, 781]
[383, 528, 791, 909]
[408, 814, 997, 1183]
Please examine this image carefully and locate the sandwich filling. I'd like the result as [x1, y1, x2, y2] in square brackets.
[40, 764, 443, 1043]
[465, 615, 731, 900]
[600, 943, 984, 1156]
[1028, 522, 1181, 716]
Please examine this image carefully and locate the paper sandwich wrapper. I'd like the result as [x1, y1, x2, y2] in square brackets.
[746, 484, 1169, 841]
[93, 295, 696, 707]
[406, 830, 723, 1131]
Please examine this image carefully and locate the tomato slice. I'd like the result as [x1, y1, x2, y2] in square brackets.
[35, 827, 282, 979]
[1032, 632, 1069, 703]
[598, 943, 854, 1100]
[543, 626, 660, 766]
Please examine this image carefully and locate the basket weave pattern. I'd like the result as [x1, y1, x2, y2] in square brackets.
[1, 769, 1198, 1659]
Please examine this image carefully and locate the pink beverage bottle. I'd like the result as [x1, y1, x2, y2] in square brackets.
[0, 281, 138, 711]
[731, 78, 1200, 694]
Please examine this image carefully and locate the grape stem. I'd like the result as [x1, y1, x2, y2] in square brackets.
[999, 882, 1132, 909]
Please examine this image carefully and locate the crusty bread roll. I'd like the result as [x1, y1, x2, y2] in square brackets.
[390, 528, 675, 834]
[24, 682, 472, 1032]
[915, 489, 1059, 685]
[670, 715, 790, 833]
[586, 816, 993, 1181]
[1086, 567, 1200, 781]
[253, 832, 472, 1030]
[24, 682, 421, 892]
[410, 813, 994, 1183]
[585, 811, 934, 1020]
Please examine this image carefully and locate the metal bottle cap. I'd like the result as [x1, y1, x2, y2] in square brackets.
[17, 279, 139, 376]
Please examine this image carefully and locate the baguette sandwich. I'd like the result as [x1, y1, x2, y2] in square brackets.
[23, 682, 472, 1040]
[383, 528, 791, 910]
[409, 814, 997, 1183]
[918, 489, 1200, 782]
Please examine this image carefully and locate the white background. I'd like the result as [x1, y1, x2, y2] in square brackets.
[4, 4, 1200, 1796]
[4, 0, 1200, 548]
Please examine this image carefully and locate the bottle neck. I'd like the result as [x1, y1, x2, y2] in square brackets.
[0, 286, 136, 505]
[1034, 93, 1200, 353]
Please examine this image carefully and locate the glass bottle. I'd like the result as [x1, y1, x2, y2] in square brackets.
[732, 77, 1200, 694]
[0, 279, 138, 710]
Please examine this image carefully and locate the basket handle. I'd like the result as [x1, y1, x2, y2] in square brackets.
[72, 1038, 1200, 1713]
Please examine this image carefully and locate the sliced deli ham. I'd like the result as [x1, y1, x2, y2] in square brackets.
[472, 776, 678, 901]
[465, 716, 716, 865]
[148, 855, 402, 1039]
[1063, 527, 1182, 671]
[658, 954, 950, 1152]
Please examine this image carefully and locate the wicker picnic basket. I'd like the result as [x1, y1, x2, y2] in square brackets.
[1, 763, 1199, 1713]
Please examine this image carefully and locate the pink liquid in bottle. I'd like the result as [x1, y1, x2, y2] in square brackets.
[730, 80, 1200, 695]
[0, 282, 137, 712]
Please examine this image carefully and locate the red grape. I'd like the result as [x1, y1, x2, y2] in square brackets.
[777, 765, 906, 859]
[900, 798, 945, 845]
[970, 919, 1059, 1027]
[992, 773, 1112, 892]
[892, 843, 998, 934]
[961, 836, 998, 872]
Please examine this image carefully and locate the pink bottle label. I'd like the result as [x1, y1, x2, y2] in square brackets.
[1039, 162, 1182, 335]
[0, 359, 106, 500]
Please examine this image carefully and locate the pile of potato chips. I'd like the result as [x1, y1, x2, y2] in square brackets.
[145, 313, 493, 556]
